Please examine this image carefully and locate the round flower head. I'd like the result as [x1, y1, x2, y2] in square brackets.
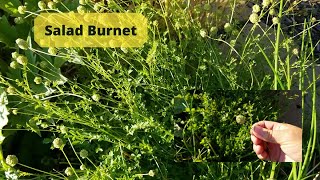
[224, 23, 232, 33]
[262, 0, 270, 7]
[252, 4, 260, 13]
[249, 13, 259, 24]
[292, 48, 299, 56]
[236, 115, 246, 124]
[10, 61, 19, 69]
[34, 77, 42, 85]
[148, 170, 155, 177]
[11, 52, 20, 59]
[6, 155, 18, 167]
[269, 8, 276, 16]
[39, 61, 49, 69]
[80, 164, 86, 170]
[92, 93, 100, 102]
[53, 138, 64, 149]
[80, 149, 88, 158]
[203, 4, 211, 11]
[200, 29, 207, 38]
[77, 5, 86, 14]
[16, 38, 28, 50]
[272, 17, 280, 25]
[38, 1, 46, 10]
[65, 167, 73, 176]
[18, 6, 27, 14]
[48, 2, 56, 9]
[6, 86, 15, 94]
[14, 17, 25, 24]
[48, 47, 58, 55]
[16, 55, 28, 66]
[79, 0, 86, 5]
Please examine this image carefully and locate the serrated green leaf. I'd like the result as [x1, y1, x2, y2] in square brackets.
[0, 0, 21, 15]
[0, 15, 18, 46]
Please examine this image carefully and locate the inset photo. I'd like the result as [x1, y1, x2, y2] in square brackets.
[173, 90, 301, 162]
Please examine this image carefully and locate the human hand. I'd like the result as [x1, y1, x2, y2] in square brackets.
[250, 121, 302, 162]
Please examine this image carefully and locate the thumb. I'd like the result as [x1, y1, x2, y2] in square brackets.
[252, 125, 285, 144]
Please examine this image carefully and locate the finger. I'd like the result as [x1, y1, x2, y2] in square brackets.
[252, 120, 278, 130]
[251, 134, 262, 145]
[253, 144, 265, 155]
[257, 151, 268, 160]
[252, 125, 278, 143]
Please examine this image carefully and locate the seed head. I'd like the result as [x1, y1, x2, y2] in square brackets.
[252, 4, 260, 13]
[80, 149, 88, 158]
[18, 6, 27, 14]
[53, 138, 64, 149]
[16, 55, 28, 66]
[64, 167, 73, 176]
[6, 155, 18, 167]
[236, 115, 246, 124]
[16, 38, 28, 50]
[249, 13, 259, 24]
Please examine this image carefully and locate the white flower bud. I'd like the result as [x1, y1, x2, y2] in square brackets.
[269, 9, 276, 16]
[262, 0, 270, 7]
[79, 0, 86, 5]
[80, 164, 86, 170]
[6, 155, 18, 167]
[53, 0, 61, 3]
